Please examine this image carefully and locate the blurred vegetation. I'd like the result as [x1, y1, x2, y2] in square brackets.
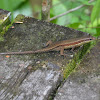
[0, 0, 100, 37]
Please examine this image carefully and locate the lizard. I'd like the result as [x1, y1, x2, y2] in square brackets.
[0, 36, 96, 55]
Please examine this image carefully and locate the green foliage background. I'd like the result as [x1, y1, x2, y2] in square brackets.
[0, 0, 100, 37]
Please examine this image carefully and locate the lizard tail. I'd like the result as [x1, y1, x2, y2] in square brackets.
[0, 48, 52, 55]
[0, 51, 36, 55]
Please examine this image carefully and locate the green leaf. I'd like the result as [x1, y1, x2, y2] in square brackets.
[91, 0, 100, 23]
[0, 0, 26, 11]
[96, 25, 100, 36]
[67, 23, 81, 29]
[50, 0, 68, 25]
[82, 1, 90, 5]
[77, 0, 94, 5]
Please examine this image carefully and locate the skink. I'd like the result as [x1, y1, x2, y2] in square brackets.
[0, 36, 95, 55]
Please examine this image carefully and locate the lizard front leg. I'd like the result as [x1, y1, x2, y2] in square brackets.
[46, 40, 53, 46]
[60, 46, 64, 55]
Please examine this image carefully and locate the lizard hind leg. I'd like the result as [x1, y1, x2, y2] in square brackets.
[60, 46, 64, 56]
[71, 46, 76, 52]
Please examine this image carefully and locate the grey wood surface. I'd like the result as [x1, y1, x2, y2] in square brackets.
[0, 13, 92, 100]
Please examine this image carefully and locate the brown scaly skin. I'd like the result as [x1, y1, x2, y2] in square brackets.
[0, 36, 96, 55]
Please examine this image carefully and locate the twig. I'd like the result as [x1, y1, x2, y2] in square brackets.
[50, 0, 94, 21]
[77, 26, 100, 29]
[41, 0, 51, 21]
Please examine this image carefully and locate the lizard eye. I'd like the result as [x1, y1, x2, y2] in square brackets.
[89, 39, 92, 40]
